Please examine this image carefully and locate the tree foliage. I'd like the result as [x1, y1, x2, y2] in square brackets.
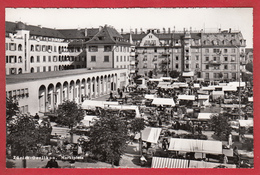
[87, 110, 129, 166]
[245, 62, 253, 73]
[7, 114, 52, 156]
[56, 100, 84, 129]
[6, 97, 19, 123]
[129, 118, 146, 135]
[169, 70, 180, 78]
[210, 113, 232, 141]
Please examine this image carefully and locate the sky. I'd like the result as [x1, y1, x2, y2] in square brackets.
[5, 8, 253, 48]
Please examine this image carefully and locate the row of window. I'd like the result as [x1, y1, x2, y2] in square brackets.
[205, 72, 237, 79]
[30, 55, 86, 63]
[7, 88, 29, 99]
[116, 56, 130, 62]
[205, 64, 236, 70]
[116, 65, 129, 69]
[204, 56, 236, 62]
[8, 64, 85, 75]
[6, 55, 86, 64]
[90, 56, 109, 62]
[89, 46, 130, 52]
[6, 43, 83, 54]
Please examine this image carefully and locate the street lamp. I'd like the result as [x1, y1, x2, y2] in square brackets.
[235, 45, 242, 120]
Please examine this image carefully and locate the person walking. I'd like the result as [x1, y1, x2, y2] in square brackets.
[46, 159, 59, 168]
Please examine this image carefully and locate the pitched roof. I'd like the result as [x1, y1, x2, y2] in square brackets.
[86, 25, 130, 45]
[245, 48, 253, 54]
[6, 21, 65, 38]
[58, 29, 86, 39]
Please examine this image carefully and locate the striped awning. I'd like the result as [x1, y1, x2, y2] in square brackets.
[151, 157, 189, 168]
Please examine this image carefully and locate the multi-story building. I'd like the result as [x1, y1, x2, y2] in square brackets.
[245, 48, 253, 64]
[122, 28, 247, 82]
[5, 22, 130, 115]
[5, 21, 88, 75]
[85, 25, 131, 71]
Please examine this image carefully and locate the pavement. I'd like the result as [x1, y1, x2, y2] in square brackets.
[17, 92, 252, 168]
[6, 141, 143, 168]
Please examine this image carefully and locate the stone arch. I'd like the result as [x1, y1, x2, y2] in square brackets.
[75, 79, 81, 104]
[55, 82, 62, 107]
[47, 84, 54, 112]
[69, 80, 75, 101]
[81, 78, 86, 102]
[18, 68, 22, 74]
[63, 81, 69, 101]
[39, 85, 46, 112]
[92, 77, 96, 98]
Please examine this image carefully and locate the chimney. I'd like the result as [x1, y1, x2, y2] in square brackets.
[168, 28, 171, 33]
[38, 25, 42, 28]
[121, 29, 123, 34]
[85, 28, 88, 37]
[219, 28, 221, 33]
[229, 28, 231, 33]
[184, 28, 186, 33]
[99, 26, 103, 31]
[190, 27, 192, 32]
[173, 26, 175, 32]
[135, 28, 137, 34]
[140, 28, 143, 34]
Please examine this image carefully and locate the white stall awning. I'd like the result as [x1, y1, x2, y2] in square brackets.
[182, 71, 194, 77]
[239, 120, 253, 127]
[222, 86, 237, 91]
[82, 100, 119, 109]
[152, 157, 189, 168]
[248, 97, 253, 102]
[168, 138, 222, 154]
[145, 94, 156, 99]
[198, 95, 209, 100]
[198, 113, 216, 120]
[152, 98, 175, 106]
[178, 95, 195, 101]
[135, 127, 162, 143]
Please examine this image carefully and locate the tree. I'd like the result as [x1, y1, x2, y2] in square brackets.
[129, 118, 146, 136]
[7, 114, 51, 168]
[148, 70, 153, 78]
[56, 100, 84, 142]
[169, 70, 180, 78]
[245, 62, 253, 73]
[210, 113, 232, 141]
[87, 110, 129, 167]
[6, 97, 19, 124]
[128, 118, 146, 156]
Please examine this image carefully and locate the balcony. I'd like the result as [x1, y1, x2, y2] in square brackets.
[185, 60, 191, 64]
[240, 61, 247, 65]
[130, 61, 135, 65]
[161, 59, 171, 64]
[161, 52, 171, 57]
[130, 52, 135, 57]
[130, 69, 135, 74]
[209, 60, 221, 65]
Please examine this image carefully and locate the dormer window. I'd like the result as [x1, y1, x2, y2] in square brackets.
[104, 46, 112, 52]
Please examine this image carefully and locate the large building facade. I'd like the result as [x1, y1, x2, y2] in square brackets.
[5, 21, 130, 115]
[6, 68, 128, 115]
[122, 28, 247, 81]
[5, 21, 90, 75]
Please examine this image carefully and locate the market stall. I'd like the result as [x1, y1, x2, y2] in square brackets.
[168, 138, 222, 154]
[197, 113, 216, 121]
[152, 98, 176, 106]
[135, 127, 162, 143]
[81, 100, 118, 109]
